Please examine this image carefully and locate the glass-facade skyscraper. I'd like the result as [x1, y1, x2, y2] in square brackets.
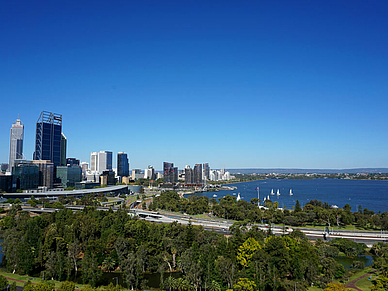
[9, 116, 24, 171]
[163, 162, 178, 183]
[34, 111, 63, 166]
[117, 152, 129, 177]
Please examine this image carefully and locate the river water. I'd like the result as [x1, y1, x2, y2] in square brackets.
[196, 179, 388, 213]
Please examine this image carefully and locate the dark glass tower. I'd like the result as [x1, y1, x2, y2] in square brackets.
[163, 162, 178, 183]
[117, 152, 129, 177]
[34, 111, 63, 166]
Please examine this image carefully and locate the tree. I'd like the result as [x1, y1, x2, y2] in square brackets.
[10, 282, 16, 291]
[371, 276, 388, 291]
[233, 278, 256, 291]
[294, 200, 302, 212]
[23, 280, 35, 291]
[323, 282, 350, 290]
[236, 237, 261, 267]
[0, 275, 8, 290]
[58, 281, 76, 291]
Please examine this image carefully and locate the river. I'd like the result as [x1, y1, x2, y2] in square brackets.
[195, 179, 388, 213]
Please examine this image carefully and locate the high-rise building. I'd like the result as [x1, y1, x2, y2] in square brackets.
[61, 133, 67, 166]
[12, 160, 39, 190]
[31, 160, 54, 188]
[203, 163, 210, 180]
[194, 164, 203, 185]
[117, 152, 129, 177]
[34, 111, 63, 166]
[90, 152, 98, 172]
[98, 151, 112, 173]
[144, 165, 155, 180]
[185, 165, 194, 185]
[163, 162, 178, 183]
[9, 117, 24, 172]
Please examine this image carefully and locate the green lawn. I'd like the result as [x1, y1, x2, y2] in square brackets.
[0, 269, 85, 289]
[355, 274, 374, 290]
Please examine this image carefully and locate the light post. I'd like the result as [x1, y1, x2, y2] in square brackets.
[113, 277, 118, 286]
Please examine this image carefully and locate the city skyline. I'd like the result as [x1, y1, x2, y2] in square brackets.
[1, 1, 387, 169]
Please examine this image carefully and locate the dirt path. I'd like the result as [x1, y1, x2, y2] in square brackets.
[345, 270, 377, 290]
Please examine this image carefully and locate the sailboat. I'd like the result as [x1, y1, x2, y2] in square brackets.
[267, 195, 270, 201]
[236, 193, 241, 201]
[289, 189, 293, 196]
[270, 189, 274, 195]
[276, 189, 280, 196]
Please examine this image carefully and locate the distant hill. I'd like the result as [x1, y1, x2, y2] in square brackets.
[227, 168, 388, 174]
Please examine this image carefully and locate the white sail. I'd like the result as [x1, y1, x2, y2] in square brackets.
[289, 189, 293, 196]
[237, 193, 241, 201]
[276, 189, 280, 196]
[270, 189, 274, 195]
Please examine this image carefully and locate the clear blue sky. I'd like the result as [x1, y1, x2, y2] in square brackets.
[1, 1, 387, 170]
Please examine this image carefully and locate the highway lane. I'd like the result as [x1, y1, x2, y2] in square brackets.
[21, 206, 388, 244]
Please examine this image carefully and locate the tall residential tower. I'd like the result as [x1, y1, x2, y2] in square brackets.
[9, 116, 24, 172]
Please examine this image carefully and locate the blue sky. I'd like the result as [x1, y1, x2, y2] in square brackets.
[1, 1, 387, 170]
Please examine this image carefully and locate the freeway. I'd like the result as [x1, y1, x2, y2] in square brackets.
[20, 206, 388, 244]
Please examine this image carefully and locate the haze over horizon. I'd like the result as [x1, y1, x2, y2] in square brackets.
[1, 1, 387, 170]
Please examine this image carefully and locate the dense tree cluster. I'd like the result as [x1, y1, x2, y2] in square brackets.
[150, 192, 388, 230]
[1, 204, 372, 290]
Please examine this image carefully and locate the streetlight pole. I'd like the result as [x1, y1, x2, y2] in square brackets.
[113, 277, 118, 286]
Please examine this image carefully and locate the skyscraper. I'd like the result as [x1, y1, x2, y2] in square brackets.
[117, 152, 129, 177]
[90, 152, 98, 172]
[203, 163, 210, 180]
[9, 116, 24, 171]
[163, 162, 178, 183]
[34, 111, 63, 166]
[185, 165, 193, 185]
[98, 151, 112, 173]
[194, 164, 203, 185]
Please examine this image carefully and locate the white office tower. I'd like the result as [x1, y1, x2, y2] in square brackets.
[97, 151, 112, 172]
[90, 152, 98, 172]
[144, 165, 155, 180]
[9, 117, 24, 172]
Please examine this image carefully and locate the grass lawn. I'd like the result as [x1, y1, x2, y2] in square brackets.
[0, 269, 86, 288]
[308, 286, 323, 291]
[355, 274, 374, 290]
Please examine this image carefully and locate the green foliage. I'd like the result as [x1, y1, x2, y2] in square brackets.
[0, 203, 325, 290]
[237, 237, 261, 267]
[58, 281, 76, 291]
[0, 275, 8, 290]
[23, 281, 35, 291]
[323, 282, 350, 290]
[233, 278, 256, 291]
[10, 282, 16, 291]
[371, 275, 388, 290]
[329, 238, 366, 257]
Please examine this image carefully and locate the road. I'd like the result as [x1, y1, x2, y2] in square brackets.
[21, 206, 388, 244]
